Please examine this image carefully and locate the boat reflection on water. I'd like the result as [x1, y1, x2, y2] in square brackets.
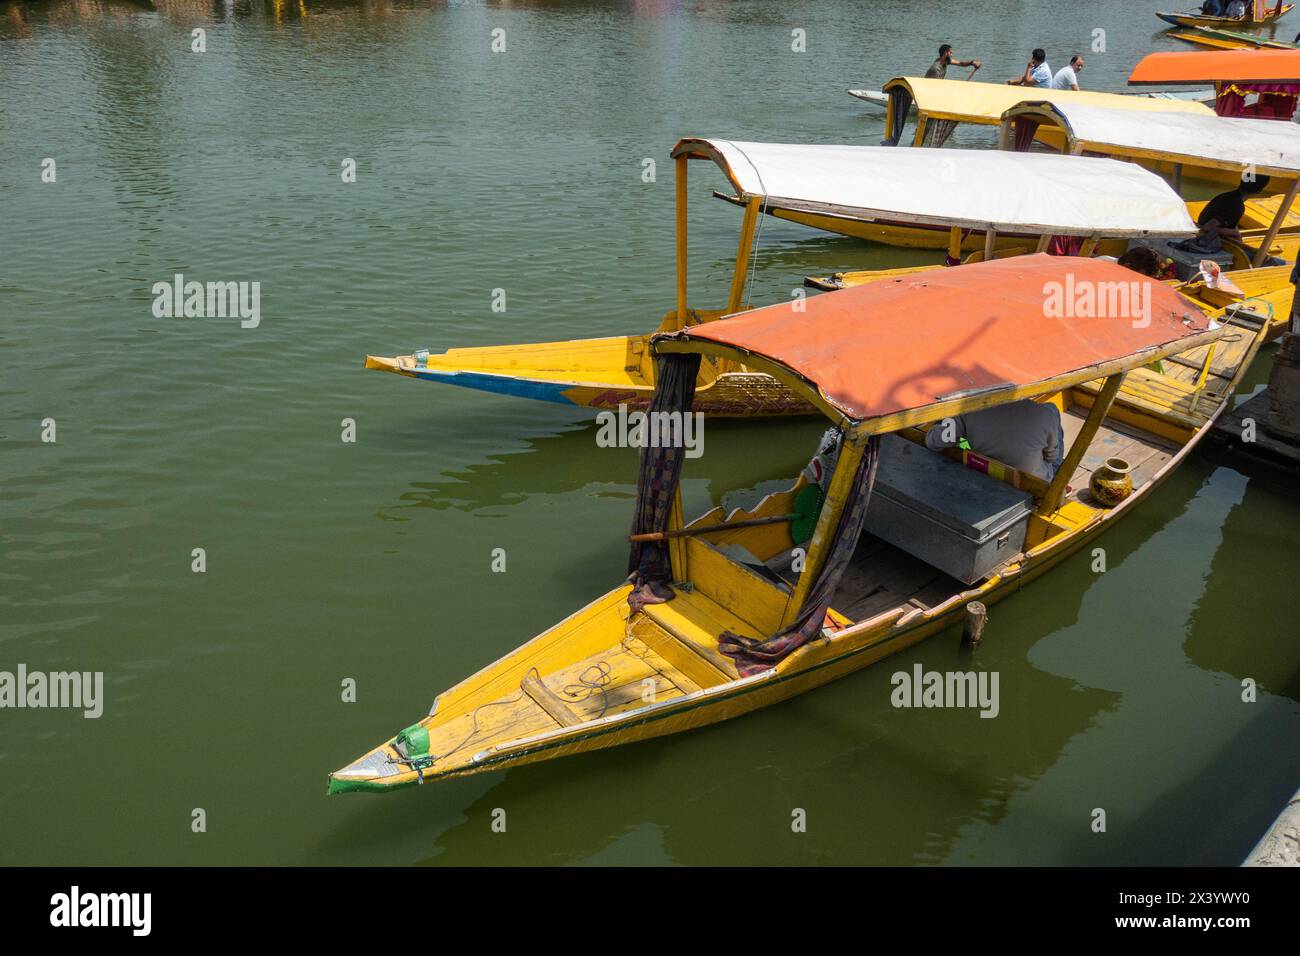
[378, 413, 825, 520]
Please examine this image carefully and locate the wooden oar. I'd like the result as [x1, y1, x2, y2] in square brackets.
[629, 513, 796, 543]
[629, 485, 826, 544]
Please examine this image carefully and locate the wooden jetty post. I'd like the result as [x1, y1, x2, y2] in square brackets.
[962, 601, 987, 648]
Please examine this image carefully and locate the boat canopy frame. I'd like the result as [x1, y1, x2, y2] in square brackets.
[671, 135, 1198, 298]
[880, 76, 1214, 150]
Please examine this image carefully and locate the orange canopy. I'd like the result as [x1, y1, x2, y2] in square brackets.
[656, 255, 1214, 425]
[1129, 50, 1300, 85]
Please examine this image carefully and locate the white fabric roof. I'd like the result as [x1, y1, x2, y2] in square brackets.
[1011, 102, 1300, 175]
[675, 138, 1197, 237]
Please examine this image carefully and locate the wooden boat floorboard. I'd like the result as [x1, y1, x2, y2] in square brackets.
[1062, 408, 1177, 504]
[642, 590, 750, 679]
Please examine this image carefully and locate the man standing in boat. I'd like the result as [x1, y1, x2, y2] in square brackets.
[925, 44, 981, 80]
[1007, 48, 1052, 88]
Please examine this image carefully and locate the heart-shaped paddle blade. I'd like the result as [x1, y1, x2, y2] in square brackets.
[790, 484, 824, 544]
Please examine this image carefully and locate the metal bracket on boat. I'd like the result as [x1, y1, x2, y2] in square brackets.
[414, 348, 430, 369]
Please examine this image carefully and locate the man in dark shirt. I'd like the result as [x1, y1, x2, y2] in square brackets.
[1176, 174, 1271, 253]
[1198, 175, 1270, 243]
[925, 44, 981, 79]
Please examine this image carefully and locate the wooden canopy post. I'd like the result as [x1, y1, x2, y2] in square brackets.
[984, 227, 998, 262]
[675, 154, 689, 328]
[668, 485, 689, 582]
[948, 226, 963, 263]
[997, 119, 1012, 151]
[1079, 233, 1101, 257]
[780, 435, 866, 628]
[1035, 234, 1052, 253]
[1252, 176, 1300, 267]
[1171, 162, 1183, 194]
[1039, 372, 1126, 515]
[912, 115, 929, 148]
[726, 196, 761, 314]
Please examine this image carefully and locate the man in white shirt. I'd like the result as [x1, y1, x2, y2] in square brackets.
[1051, 55, 1084, 91]
[1007, 48, 1052, 88]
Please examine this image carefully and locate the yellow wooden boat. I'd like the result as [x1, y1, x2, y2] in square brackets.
[1157, 2, 1292, 29]
[1170, 26, 1300, 49]
[329, 254, 1263, 793]
[365, 138, 1197, 416]
[868, 76, 1240, 188]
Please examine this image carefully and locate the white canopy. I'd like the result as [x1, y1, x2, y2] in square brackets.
[671, 138, 1197, 237]
[1004, 101, 1300, 177]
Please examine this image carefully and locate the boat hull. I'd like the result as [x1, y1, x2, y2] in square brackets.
[328, 422, 1214, 794]
[1170, 26, 1300, 48]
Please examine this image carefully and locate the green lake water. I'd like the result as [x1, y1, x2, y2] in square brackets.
[3, 0, 1299, 865]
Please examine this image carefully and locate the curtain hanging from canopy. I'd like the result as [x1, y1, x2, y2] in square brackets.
[718, 434, 882, 677]
[626, 351, 701, 613]
[924, 118, 958, 149]
[881, 87, 913, 146]
[1012, 117, 1040, 152]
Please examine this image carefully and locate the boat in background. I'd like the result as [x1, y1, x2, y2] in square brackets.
[813, 102, 1300, 347]
[709, 138, 1194, 254]
[1157, 1, 1292, 29]
[365, 139, 1196, 416]
[330, 255, 1261, 794]
[1169, 25, 1300, 49]
[1129, 48, 1300, 119]
[849, 87, 1214, 110]
[872, 76, 1240, 183]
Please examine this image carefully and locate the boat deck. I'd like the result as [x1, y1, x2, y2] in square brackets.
[1062, 406, 1180, 504]
[758, 409, 1180, 625]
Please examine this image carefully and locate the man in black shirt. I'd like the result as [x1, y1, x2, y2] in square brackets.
[1177, 174, 1270, 253]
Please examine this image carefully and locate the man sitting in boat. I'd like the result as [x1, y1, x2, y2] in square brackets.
[924, 399, 1064, 481]
[1176, 174, 1271, 253]
[1050, 55, 1084, 91]
[925, 44, 981, 80]
[1007, 48, 1052, 88]
[1203, 0, 1250, 15]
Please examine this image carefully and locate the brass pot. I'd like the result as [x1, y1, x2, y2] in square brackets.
[1089, 457, 1133, 507]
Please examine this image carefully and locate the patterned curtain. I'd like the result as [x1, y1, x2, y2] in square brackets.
[1012, 117, 1040, 152]
[626, 351, 701, 613]
[1048, 235, 1084, 257]
[719, 435, 882, 677]
[881, 87, 913, 146]
[924, 119, 957, 148]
